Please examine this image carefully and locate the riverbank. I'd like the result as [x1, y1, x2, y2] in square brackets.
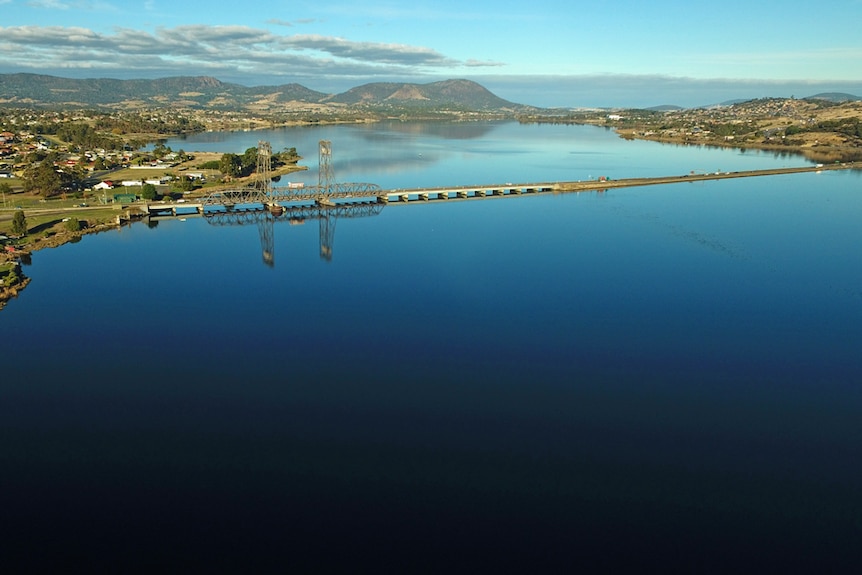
[614, 127, 862, 164]
[0, 214, 133, 309]
[522, 98, 862, 165]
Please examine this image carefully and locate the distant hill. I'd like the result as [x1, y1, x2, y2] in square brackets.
[645, 105, 683, 111]
[0, 73, 530, 114]
[0, 73, 330, 108]
[716, 98, 752, 106]
[805, 92, 861, 103]
[324, 79, 522, 111]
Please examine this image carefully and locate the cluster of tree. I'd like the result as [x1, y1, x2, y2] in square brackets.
[815, 119, 862, 139]
[92, 112, 204, 136]
[139, 180, 195, 201]
[215, 147, 299, 178]
[55, 122, 122, 152]
[21, 152, 74, 197]
[703, 121, 758, 138]
[785, 119, 862, 139]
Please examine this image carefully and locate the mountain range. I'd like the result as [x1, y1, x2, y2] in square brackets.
[0, 73, 530, 114]
[1, 74, 859, 114]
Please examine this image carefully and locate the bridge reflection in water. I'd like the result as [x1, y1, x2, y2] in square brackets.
[202, 139, 385, 266]
[204, 201, 384, 266]
[145, 138, 560, 265]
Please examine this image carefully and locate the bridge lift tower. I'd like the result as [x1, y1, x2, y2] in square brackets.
[255, 140, 276, 266]
[200, 139, 382, 265]
[317, 140, 336, 260]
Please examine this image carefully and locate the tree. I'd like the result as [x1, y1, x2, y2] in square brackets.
[23, 155, 63, 197]
[141, 183, 157, 200]
[276, 147, 300, 165]
[219, 153, 242, 177]
[11, 210, 27, 237]
[64, 217, 81, 232]
[0, 181, 11, 207]
[172, 176, 195, 192]
[240, 147, 258, 176]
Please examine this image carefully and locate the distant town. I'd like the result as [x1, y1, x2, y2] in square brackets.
[520, 96, 862, 165]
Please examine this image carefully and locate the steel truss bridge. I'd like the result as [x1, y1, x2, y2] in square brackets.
[197, 139, 382, 209]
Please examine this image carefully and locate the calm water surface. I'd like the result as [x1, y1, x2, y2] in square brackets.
[2, 122, 861, 571]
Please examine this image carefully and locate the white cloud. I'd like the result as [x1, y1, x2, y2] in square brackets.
[0, 24, 469, 78]
[25, 0, 72, 8]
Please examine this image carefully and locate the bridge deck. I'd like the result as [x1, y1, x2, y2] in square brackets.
[166, 162, 858, 213]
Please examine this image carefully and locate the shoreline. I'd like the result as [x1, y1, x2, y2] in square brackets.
[615, 129, 862, 164]
[2, 160, 859, 309]
[0, 217, 128, 309]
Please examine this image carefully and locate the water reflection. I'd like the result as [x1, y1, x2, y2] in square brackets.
[202, 202, 385, 266]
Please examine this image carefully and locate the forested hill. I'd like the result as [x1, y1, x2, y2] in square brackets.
[0, 73, 530, 114]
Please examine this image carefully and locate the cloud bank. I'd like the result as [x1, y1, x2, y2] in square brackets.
[0, 24, 488, 81]
[1, 25, 860, 108]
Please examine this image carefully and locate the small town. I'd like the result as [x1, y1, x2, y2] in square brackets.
[522, 96, 862, 165]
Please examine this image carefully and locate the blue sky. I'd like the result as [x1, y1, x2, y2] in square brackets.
[2, 0, 862, 108]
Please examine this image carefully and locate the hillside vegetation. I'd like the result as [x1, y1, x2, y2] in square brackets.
[0, 74, 531, 117]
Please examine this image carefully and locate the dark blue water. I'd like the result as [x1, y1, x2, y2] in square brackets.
[3, 123, 861, 572]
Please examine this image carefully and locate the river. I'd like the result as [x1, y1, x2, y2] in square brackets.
[2, 121, 861, 572]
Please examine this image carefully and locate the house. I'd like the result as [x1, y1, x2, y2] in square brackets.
[94, 181, 114, 190]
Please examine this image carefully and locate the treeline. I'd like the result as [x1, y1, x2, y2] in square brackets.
[3, 109, 206, 151]
[786, 119, 862, 139]
[55, 123, 123, 151]
[198, 147, 301, 178]
[92, 113, 204, 136]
